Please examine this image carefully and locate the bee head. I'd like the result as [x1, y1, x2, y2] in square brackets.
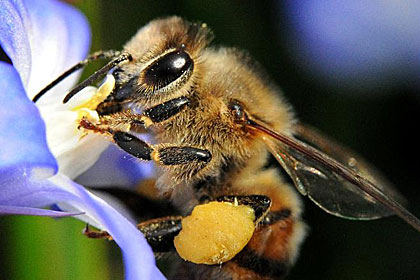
[108, 17, 213, 107]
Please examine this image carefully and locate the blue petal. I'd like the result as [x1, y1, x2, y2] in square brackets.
[0, 0, 32, 86]
[0, 173, 165, 280]
[77, 145, 155, 188]
[0, 62, 57, 180]
[0, 205, 81, 217]
[62, 177, 166, 280]
[0, 0, 91, 99]
[22, 0, 91, 100]
[0, 168, 74, 208]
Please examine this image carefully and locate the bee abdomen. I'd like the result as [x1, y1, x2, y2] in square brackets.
[229, 248, 289, 280]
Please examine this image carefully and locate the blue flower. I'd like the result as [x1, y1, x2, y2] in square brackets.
[0, 0, 164, 279]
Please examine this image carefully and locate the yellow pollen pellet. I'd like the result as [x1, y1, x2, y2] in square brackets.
[174, 201, 255, 265]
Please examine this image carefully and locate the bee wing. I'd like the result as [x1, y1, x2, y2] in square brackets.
[264, 133, 392, 219]
[293, 123, 406, 206]
[247, 120, 420, 232]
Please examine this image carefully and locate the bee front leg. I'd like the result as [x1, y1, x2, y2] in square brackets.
[141, 96, 190, 125]
[96, 96, 190, 133]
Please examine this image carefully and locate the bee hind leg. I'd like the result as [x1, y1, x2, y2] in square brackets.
[215, 195, 272, 223]
[84, 216, 182, 253]
[137, 216, 182, 252]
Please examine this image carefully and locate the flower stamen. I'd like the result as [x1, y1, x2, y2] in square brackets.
[70, 74, 116, 137]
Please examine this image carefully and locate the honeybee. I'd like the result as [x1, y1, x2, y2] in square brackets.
[34, 17, 420, 279]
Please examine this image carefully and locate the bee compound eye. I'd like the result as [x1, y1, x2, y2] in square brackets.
[143, 50, 194, 91]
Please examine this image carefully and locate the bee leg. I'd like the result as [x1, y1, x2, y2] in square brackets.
[84, 216, 182, 253]
[214, 195, 272, 224]
[141, 96, 190, 125]
[79, 118, 211, 166]
[112, 132, 154, 161]
[83, 224, 112, 240]
[113, 132, 212, 166]
[94, 96, 190, 133]
[137, 216, 182, 252]
[155, 146, 212, 165]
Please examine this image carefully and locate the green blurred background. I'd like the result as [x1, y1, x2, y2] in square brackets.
[1, 0, 419, 279]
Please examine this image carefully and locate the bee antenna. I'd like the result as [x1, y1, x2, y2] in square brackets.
[32, 50, 131, 103]
[62, 52, 133, 104]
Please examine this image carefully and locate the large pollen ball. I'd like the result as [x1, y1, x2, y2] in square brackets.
[174, 201, 256, 265]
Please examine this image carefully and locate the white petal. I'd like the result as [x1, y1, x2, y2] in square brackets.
[38, 105, 109, 179]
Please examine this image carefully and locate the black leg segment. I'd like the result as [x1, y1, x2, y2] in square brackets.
[158, 146, 211, 165]
[113, 132, 212, 166]
[138, 216, 182, 252]
[215, 195, 272, 223]
[143, 96, 190, 123]
[113, 132, 153, 160]
[84, 216, 182, 253]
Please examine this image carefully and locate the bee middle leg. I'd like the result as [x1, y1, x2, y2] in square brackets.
[113, 131, 212, 166]
[80, 116, 211, 166]
[81, 95, 211, 166]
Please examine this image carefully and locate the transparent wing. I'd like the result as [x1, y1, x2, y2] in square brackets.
[247, 120, 420, 232]
[265, 136, 392, 219]
[293, 123, 406, 210]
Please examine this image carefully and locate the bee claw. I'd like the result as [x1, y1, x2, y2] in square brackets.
[83, 224, 113, 240]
